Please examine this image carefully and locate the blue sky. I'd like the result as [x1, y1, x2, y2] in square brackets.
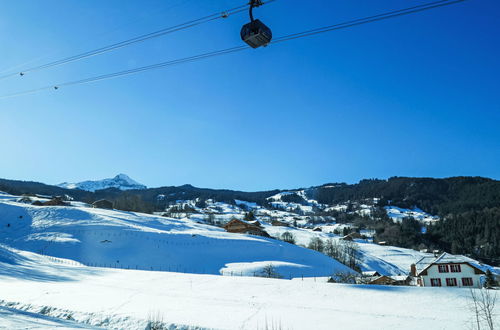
[0, 0, 499, 191]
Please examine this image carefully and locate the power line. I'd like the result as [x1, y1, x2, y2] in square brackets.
[0, 0, 193, 76]
[0, 0, 467, 100]
[0, 1, 275, 80]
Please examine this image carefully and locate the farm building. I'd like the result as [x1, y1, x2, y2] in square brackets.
[223, 219, 269, 237]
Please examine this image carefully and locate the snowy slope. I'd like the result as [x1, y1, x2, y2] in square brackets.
[0, 192, 354, 278]
[263, 224, 438, 276]
[0, 248, 497, 330]
[385, 206, 439, 224]
[57, 173, 146, 192]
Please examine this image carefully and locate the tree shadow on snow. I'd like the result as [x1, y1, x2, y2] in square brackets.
[347, 284, 410, 292]
[0, 306, 96, 328]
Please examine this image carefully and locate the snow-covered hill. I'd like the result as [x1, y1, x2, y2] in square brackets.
[0, 192, 353, 278]
[385, 206, 439, 224]
[57, 173, 146, 192]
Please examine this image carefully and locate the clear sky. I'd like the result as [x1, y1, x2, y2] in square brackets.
[0, 0, 499, 191]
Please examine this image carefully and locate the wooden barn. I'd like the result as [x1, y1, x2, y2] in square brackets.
[368, 276, 397, 285]
[223, 219, 269, 237]
[42, 197, 69, 206]
[360, 274, 411, 286]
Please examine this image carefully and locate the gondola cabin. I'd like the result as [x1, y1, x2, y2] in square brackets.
[241, 19, 272, 48]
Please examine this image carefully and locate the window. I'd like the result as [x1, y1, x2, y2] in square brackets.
[462, 278, 473, 286]
[438, 265, 449, 273]
[430, 278, 442, 287]
[446, 278, 457, 287]
[450, 264, 461, 273]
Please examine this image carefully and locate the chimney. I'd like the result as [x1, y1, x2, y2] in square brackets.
[410, 264, 417, 277]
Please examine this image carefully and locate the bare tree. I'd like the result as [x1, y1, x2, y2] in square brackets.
[470, 289, 482, 330]
[469, 288, 497, 330]
[281, 231, 296, 244]
[324, 239, 361, 271]
[146, 310, 166, 330]
[308, 237, 324, 253]
[259, 264, 283, 279]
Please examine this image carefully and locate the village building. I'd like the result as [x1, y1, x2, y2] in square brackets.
[92, 199, 114, 209]
[362, 271, 381, 277]
[40, 196, 69, 206]
[223, 219, 269, 237]
[411, 252, 487, 288]
[367, 275, 397, 285]
[357, 272, 411, 286]
[391, 275, 412, 286]
[271, 219, 289, 227]
[340, 232, 363, 241]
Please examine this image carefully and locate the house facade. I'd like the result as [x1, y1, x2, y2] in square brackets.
[412, 253, 485, 288]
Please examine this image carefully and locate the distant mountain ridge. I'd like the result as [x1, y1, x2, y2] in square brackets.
[57, 174, 146, 192]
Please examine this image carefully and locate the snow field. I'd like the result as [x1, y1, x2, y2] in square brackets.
[0, 255, 490, 330]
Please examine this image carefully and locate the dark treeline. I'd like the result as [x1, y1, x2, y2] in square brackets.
[0, 178, 279, 213]
[313, 176, 500, 215]
[311, 176, 500, 264]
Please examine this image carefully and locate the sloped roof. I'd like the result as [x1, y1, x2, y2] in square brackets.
[415, 252, 487, 276]
[224, 218, 262, 228]
[390, 275, 410, 281]
[362, 271, 380, 277]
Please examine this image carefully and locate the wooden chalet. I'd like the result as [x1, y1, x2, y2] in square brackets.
[361, 275, 411, 286]
[223, 219, 269, 237]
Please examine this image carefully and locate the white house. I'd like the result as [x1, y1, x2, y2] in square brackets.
[411, 252, 486, 288]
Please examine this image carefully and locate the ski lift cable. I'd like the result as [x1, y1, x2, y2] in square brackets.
[271, 0, 466, 44]
[0, 0, 467, 100]
[0, 0, 193, 76]
[0, 0, 276, 81]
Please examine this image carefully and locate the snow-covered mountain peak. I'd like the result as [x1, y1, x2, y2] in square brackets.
[113, 173, 142, 186]
[57, 174, 146, 192]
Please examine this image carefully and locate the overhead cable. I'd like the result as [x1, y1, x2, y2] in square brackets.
[0, 0, 466, 100]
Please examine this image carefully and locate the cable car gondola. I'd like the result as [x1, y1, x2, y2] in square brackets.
[240, 0, 272, 48]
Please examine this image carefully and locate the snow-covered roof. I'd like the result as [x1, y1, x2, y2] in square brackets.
[224, 218, 261, 227]
[415, 252, 487, 275]
[390, 275, 410, 281]
[362, 271, 380, 277]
